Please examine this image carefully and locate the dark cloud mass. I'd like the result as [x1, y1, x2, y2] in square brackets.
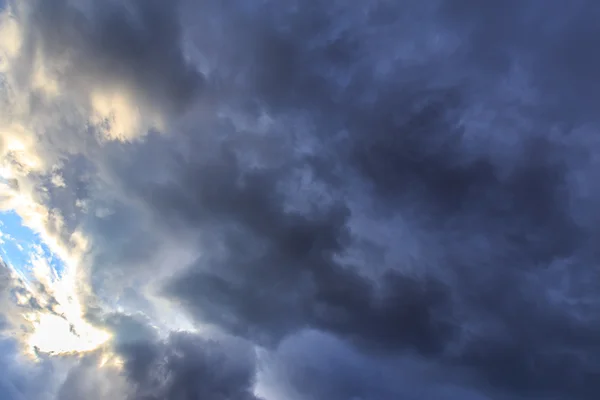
[4, 0, 600, 399]
[23, 0, 203, 115]
[119, 332, 259, 400]
[58, 313, 259, 400]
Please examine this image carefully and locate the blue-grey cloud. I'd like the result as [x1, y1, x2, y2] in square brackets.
[3, 0, 600, 399]
[258, 330, 493, 400]
[117, 331, 259, 400]
[20, 0, 203, 116]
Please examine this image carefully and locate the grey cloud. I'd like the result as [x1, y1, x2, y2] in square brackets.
[0, 314, 8, 331]
[441, 0, 600, 122]
[0, 338, 60, 400]
[115, 131, 452, 353]
[259, 330, 492, 400]
[144, 112, 599, 398]
[7, 0, 600, 399]
[56, 354, 130, 400]
[21, 0, 203, 115]
[116, 331, 260, 400]
[0, 340, 38, 400]
[0, 260, 37, 333]
[52, 314, 260, 400]
[99, 312, 159, 347]
[112, 1, 600, 398]
[6, 275, 66, 327]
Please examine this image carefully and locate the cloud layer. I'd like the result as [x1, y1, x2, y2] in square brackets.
[1, 0, 600, 399]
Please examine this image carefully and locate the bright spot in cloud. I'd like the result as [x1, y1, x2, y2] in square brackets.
[91, 89, 165, 141]
[28, 313, 111, 355]
[0, 211, 110, 356]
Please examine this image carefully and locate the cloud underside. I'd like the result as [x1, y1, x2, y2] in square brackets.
[1, 0, 600, 399]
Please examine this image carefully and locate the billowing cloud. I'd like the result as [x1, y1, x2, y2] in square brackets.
[1, 0, 600, 399]
[14, 0, 203, 140]
[256, 330, 492, 400]
[118, 331, 259, 400]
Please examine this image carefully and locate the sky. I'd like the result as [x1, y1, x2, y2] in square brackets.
[0, 211, 38, 271]
[0, 211, 64, 277]
[1, 0, 600, 399]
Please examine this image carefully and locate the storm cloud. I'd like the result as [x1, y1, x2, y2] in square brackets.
[2, 0, 600, 399]
[22, 0, 203, 113]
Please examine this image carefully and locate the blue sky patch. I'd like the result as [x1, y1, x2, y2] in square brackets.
[0, 211, 64, 279]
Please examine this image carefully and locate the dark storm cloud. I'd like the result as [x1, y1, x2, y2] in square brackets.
[116, 331, 260, 400]
[441, 0, 600, 122]
[21, 0, 203, 114]
[260, 330, 492, 400]
[95, 1, 600, 399]
[11, 0, 600, 399]
[52, 313, 260, 400]
[0, 339, 38, 400]
[108, 129, 449, 354]
[145, 103, 599, 398]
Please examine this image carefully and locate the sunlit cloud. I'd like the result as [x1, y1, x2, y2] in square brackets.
[28, 313, 110, 355]
[0, 210, 110, 357]
[0, 6, 138, 359]
[0, 6, 21, 68]
[90, 89, 165, 141]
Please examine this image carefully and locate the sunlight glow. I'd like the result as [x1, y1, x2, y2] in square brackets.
[27, 313, 111, 355]
[90, 89, 164, 141]
[0, 203, 109, 357]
